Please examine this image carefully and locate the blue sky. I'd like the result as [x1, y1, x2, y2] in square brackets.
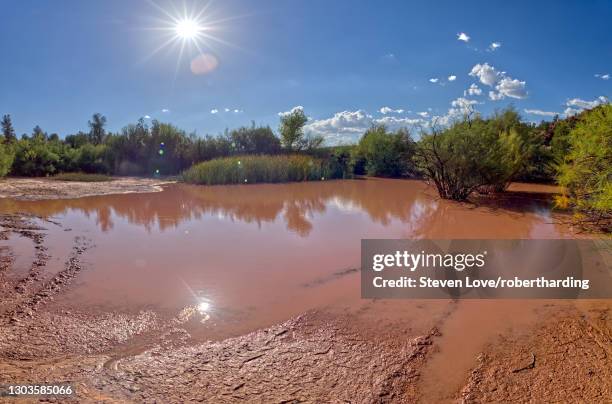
[1, 0, 610, 144]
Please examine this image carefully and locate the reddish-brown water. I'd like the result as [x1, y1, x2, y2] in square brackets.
[0, 179, 569, 334]
[1, 178, 577, 401]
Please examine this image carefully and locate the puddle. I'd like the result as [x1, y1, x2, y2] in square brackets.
[0, 178, 570, 344]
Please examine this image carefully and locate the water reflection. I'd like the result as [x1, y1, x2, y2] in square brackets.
[0, 178, 563, 239]
[0, 178, 571, 340]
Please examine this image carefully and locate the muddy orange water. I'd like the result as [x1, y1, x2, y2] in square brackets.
[0, 178, 575, 401]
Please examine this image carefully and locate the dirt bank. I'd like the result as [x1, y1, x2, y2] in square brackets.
[0, 177, 174, 201]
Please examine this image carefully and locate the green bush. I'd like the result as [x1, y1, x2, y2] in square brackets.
[182, 155, 337, 185]
[0, 143, 14, 177]
[353, 125, 416, 177]
[415, 111, 530, 200]
[555, 105, 611, 231]
[12, 138, 61, 176]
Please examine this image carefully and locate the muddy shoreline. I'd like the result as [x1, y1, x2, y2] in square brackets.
[0, 181, 610, 403]
[0, 177, 174, 201]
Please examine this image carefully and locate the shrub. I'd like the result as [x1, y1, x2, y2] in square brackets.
[0, 143, 14, 177]
[229, 124, 281, 155]
[353, 125, 416, 177]
[182, 155, 336, 185]
[12, 138, 61, 176]
[415, 112, 530, 200]
[555, 105, 611, 231]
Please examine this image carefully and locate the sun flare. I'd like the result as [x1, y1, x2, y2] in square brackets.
[175, 18, 202, 39]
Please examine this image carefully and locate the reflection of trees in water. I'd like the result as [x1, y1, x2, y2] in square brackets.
[0, 180, 430, 236]
[0, 179, 553, 238]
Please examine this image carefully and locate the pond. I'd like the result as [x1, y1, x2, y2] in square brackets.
[0, 178, 568, 341]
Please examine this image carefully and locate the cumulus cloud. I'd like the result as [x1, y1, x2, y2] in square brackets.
[464, 83, 482, 96]
[469, 63, 499, 86]
[417, 111, 429, 118]
[161, 108, 170, 113]
[144, 115, 151, 119]
[448, 75, 457, 82]
[431, 97, 480, 127]
[233, 109, 243, 113]
[457, 32, 470, 42]
[379, 106, 404, 114]
[563, 96, 609, 116]
[488, 42, 502, 51]
[210, 109, 218, 114]
[563, 107, 581, 117]
[595, 73, 610, 80]
[469, 63, 527, 100]
[224, 108, 230, 112]
[524, 109, 558, 117]
[488, 91, 504, 101]
[429, 78, 439, 83]
[375, 116, 424, 128]
[278, 105, 304, 117]
[490, 77, 527, 100]
[304, 110, 426, 145]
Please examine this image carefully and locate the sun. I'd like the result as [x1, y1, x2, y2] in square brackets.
[175, 18, 202, 39]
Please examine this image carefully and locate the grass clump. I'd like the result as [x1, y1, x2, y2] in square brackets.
[51, 172, 113, 182]
[182, 155, 334, 185]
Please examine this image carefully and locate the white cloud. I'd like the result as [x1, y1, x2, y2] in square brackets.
[470, 63, 527, 100]
[524, 109, 558, 117]
[457, 32, 470, 42]
[161, 108, 170, 113]
[210, 109, 219, 114]
[595, 73, 610, 80]
[233, 109, 243, 113]
[488, 91, 504, 101]
[491, 77, 528, 100]
[305, 110, 373, 144]
[469, 63, 499, 86]
[431, 97, 480, 127]
[417, 111, 429, 118]
[488, 42, 502, 51]
[379, 106, 404, 114]
[224, 108, 230, 112]
[304, 110, 426, 145]
[566, 96, 608, 110]
[464, 83, 482, 96]
[144, 115, 151, 119]
[448, 75, 457, 82]
[563, 96, 609, 115]
[278, 105, 304, 117]
[429, 78, 439, 83]
[375, 116, 424, 128]
[564, 107, 581, 117]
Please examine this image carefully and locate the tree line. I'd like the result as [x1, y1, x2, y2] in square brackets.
[0, 104, 609, 231]
[0, 108, 322, 177]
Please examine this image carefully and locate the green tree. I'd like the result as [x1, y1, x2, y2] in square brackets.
[0, 143, 14, 176]
[555, 104, 611, 231]
[32, 125, 46, 141]
[415, 110, 531, 200]
[279, 108, 322, 151]
[229, 123, 281, 155]
[353, 125, 416, 177]
[1, 114, 17, 143]
[88, 113, 107, 145]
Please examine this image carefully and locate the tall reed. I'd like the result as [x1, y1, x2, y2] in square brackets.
[181, 154, 335, 185]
